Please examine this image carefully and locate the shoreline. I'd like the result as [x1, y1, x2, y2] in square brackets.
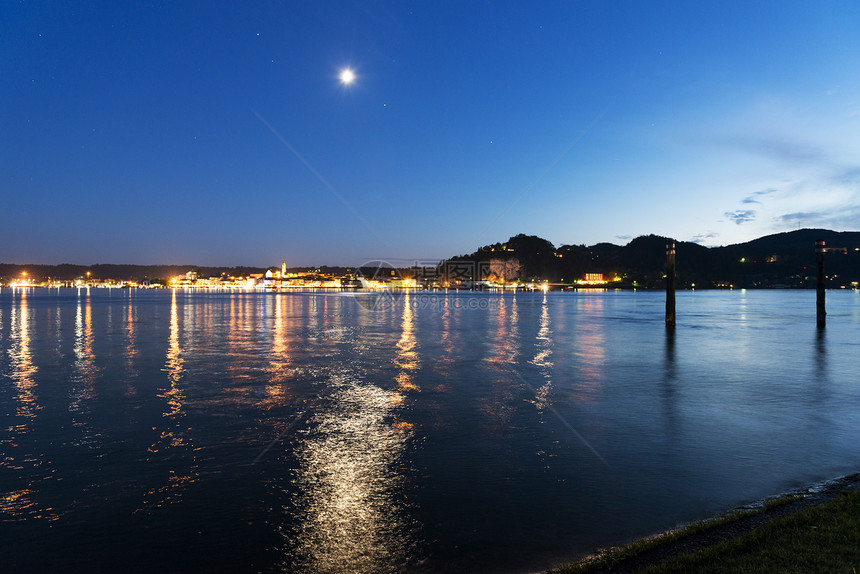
[554, 472, 860, 573]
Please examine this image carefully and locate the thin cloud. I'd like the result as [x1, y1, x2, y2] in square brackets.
[832, 167, 860, 186]
[775, 206, 860, 230]
[713, 135, 823, 165]
[724, 210, 756, 225]
[775, 211, 826, 226]
[742, 187, 778, 204]
[690, 232, 719, 244]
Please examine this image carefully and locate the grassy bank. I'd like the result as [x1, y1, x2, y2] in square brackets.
[645, 489, 860, 573]
[552, 483, 860, 573]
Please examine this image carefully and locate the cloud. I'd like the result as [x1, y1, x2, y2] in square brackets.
[615, 234, 632, 241]
[775, 211, 827, 226]
[689, 232, 719, 244]
[704, 127, 860, 236]
[712, 135, 823, 165]
[724, 210, 756, 225]
[774, 205, 860, 230]
[833, 167, 860, 187]
[741, 187, 778, 204]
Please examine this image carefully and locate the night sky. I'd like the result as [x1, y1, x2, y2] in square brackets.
[4, 1, 860, 266]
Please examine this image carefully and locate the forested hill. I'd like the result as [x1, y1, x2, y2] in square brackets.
[449, 229, 860, 288]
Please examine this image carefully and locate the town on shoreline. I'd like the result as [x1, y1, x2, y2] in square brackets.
[3, 228, 860, 291]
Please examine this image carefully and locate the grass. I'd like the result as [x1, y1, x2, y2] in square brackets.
[644, 489, 860, 573]
[550, 494, 801, 573]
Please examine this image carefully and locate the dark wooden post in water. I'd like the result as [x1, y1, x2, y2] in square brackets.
[816, 239, 826, 328]
[666, 242, 676, 328]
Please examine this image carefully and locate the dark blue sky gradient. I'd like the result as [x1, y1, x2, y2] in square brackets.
[4, 1, 860, 266]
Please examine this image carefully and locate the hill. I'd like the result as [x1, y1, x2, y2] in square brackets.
[449, 229, 860, 288]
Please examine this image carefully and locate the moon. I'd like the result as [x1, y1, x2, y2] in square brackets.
[339, 68, 356, 85]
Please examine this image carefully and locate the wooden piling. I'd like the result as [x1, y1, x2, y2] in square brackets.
[816, 239, 826, 328]
[666, 242, 676, 328]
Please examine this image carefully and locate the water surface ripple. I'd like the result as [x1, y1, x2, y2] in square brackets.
[1, 288, 859, 572]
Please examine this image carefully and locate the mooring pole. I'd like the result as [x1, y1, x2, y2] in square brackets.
[816, 239, 826, 328]
[666, 242, 676, 328]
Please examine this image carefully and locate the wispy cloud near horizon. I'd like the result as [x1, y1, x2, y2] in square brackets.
[724, 210, 757, 225]
[775, 205, 860, 230]
[709, 123, 860, 240]
[711, 135, 824, 166]
[689, 232, 720, 244]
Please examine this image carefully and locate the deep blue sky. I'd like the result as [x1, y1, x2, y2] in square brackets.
[4, 1, 860, 266]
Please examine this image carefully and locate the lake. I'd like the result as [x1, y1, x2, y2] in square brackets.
[2, 287, 860, 572]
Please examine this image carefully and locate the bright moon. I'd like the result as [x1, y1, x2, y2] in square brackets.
[339, 68, 355, 85]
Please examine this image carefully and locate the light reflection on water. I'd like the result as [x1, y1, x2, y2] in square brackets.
[530, 294, 553, 411]
[70, 289, 98, 421]
[2, 291, 40, 523]
[1, 288, 860, 572]
[287, 372, 418, 573]
[263, 293, 295, 408]
[285, 292, 419, 573]
[9, 290, 38, 419]
[572, 293, 606, 403]
[124, 290, 140, 395]
[139, 289, 199, 514]
[2, 289, 59, 524]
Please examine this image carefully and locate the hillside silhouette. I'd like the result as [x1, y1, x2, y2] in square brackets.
[2, 229, 858, 288]
[448, 229, 860, 288]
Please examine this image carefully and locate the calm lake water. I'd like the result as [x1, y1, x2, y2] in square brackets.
[2, 287, 860, 572]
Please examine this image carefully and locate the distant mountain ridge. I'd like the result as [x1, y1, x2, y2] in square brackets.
[449, 228, 860, 288]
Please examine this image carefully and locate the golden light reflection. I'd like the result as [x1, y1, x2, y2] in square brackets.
[288, 374, 416, 573]
[124, 292, 139, 395]
[70, 290, 98, 418]
[262, 294, 295, 408]
[393, 292, 420, 396]
[573, 296, 606, 401]
[0, 488, 58, 522]
[3, 294, 61, 524]
[0, 489, 37, 518]
[162, 289, 185, 418]
[9, 291, 39, 419]
[222, 292, 267, 404]
[139, 290, 197, 513]
[530, 294, 553, 411]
